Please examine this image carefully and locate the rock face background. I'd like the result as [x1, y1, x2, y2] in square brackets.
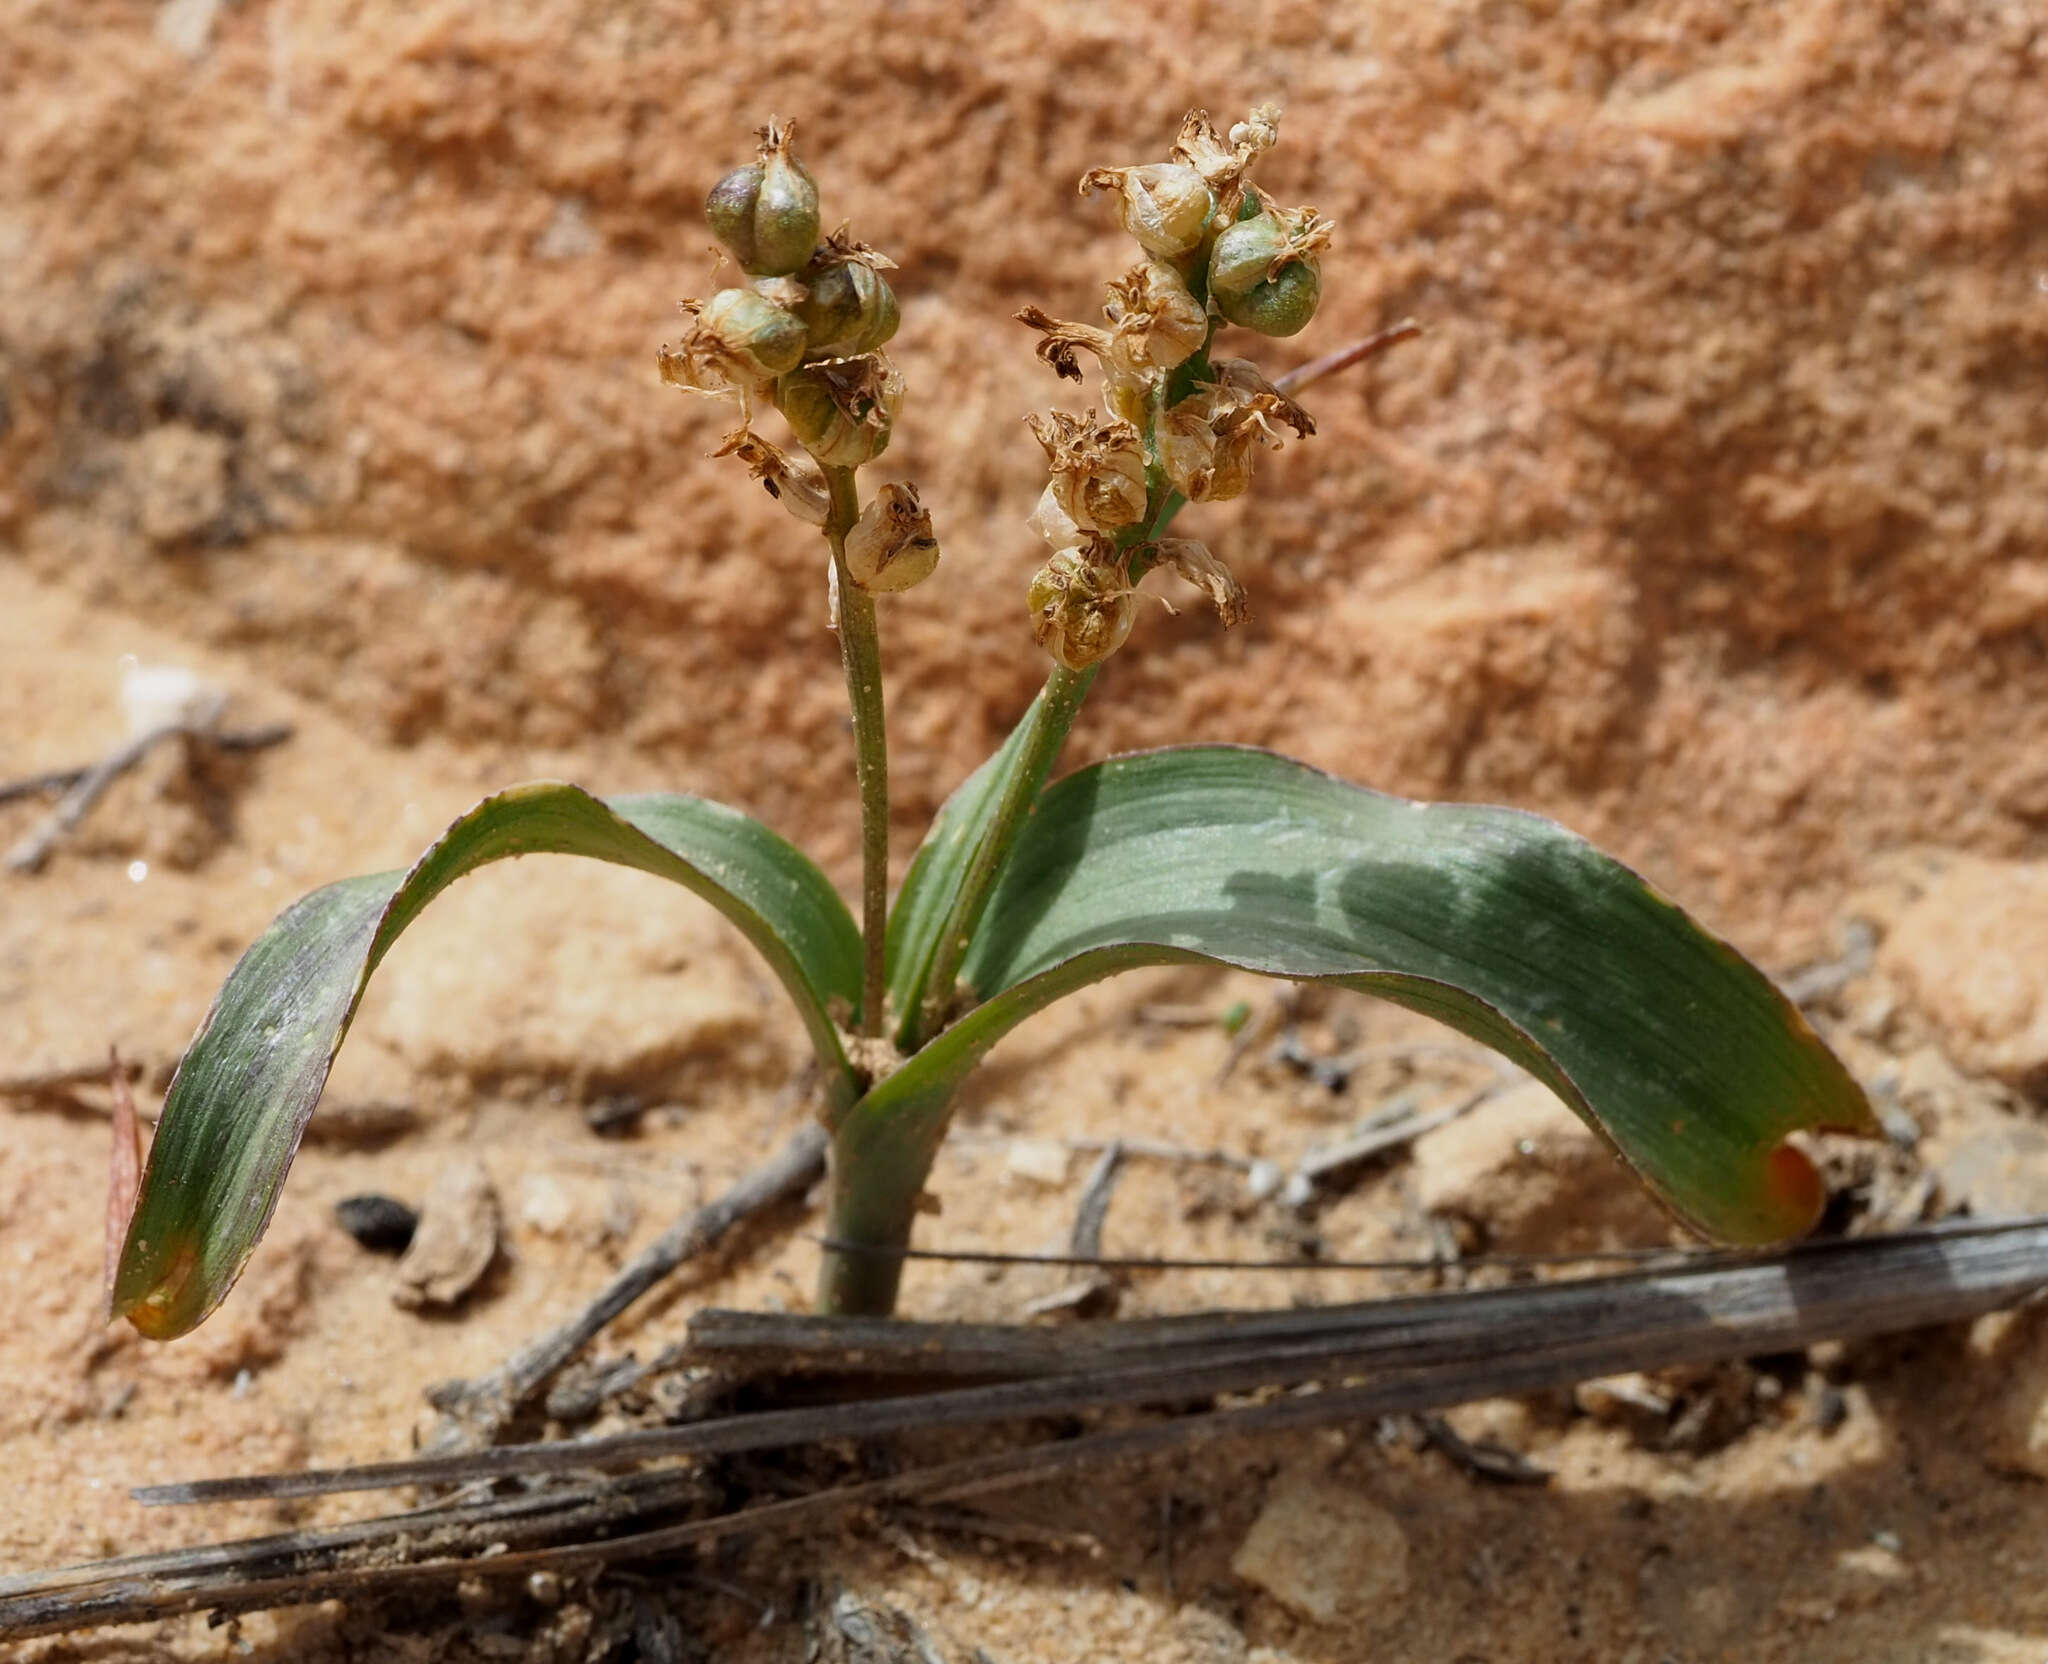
[5, 0, 2045, 956]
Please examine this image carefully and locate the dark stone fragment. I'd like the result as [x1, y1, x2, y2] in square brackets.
[335, 1192, 418, 1254]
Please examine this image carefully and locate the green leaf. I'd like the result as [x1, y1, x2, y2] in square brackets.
[113, 783, 861, 1339]
[843, 746, 1875, 1252]
[883, 693, 1041, 1045]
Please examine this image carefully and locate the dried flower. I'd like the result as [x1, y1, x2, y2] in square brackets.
[1027, 541, 1138, 670]
[1155, 400, 1220, 500]
[710, 428, 830, 525]
[1206, 358, 1316, 443]
[1157, 359, 1313, 502]
[1207, 200, 1331, 337]
[843, 482, 940, 592]
[1104, 261, 1209, 374]
[705, 119, 822, 278]
[1147, 537, 1248, 626]
[1079, 162, 1215, 259]
[1014, 306, 1113, 383]
[1170, 104, 1282, 220]
[1026, 409, 1148, 535]
[776, 355, 904, 468]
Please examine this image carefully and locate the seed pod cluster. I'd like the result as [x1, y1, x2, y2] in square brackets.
[1011, 106, 1350, 669]
[668, 122, 907, 469]
[1071, 107, 1328, 346]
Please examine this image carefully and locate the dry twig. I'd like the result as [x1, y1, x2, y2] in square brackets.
[421, 1120, 828, 1452]
[3, 721, 292, 874]
[5, 1218, 2046, 1640]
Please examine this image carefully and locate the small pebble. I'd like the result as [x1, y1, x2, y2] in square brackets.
[334, 1193, 419, 1254]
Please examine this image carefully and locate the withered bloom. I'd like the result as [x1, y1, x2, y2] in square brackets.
[710, 427, 830, 525]
[843, 482, 940, 593]
[1026, 409, 1148, 537]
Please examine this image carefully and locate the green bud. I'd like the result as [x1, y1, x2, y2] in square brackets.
[698, 288, 807, 378]
[776, 356, 903, 468]
[1027, 544, 1137, 670]
[705, 121, 821, 277]
[1207, 203, 1330, 338]
[795, 248, 900, 360]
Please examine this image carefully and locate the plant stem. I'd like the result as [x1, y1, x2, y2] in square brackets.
[825, 466, 889, 1038]
[912, 661, 1096, 1046]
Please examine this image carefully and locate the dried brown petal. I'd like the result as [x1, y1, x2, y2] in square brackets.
[1171, 103, 1284, 218]
[1015, 306, 1114, 382]
[1207, 357, 1316, 442]
[1149, 537, 1250, 627]
[710, 427, 830, 525]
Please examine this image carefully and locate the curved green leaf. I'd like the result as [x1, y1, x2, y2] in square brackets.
[883, 693, 1040, 1045]
[837, 746, 1875, 1278]
[115, 783, 861, 1339]
[886, 668, 1100, 1051]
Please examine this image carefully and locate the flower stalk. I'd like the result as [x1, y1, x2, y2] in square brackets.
[823, 464, 891, 1039]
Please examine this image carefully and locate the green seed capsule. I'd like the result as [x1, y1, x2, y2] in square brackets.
[698, 288, 807, 378]
[705, 122, 821, 277]
[1207, 209, 1284, 301]
[1207, 203, 1329, 337]
[795, 253, 900, 359]
[1214, 257, 1320, 336]
[776, 357, 903, 468]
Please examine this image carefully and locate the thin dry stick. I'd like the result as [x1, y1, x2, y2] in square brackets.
[138, 1216, 2048, 1506]
[3, 721, 293, 874]
[1021, 1141, 1126, 1316]
[1283, 1076, 1512, 1202]
[0, 1057, 149, 1100]
[1068, 1142, 1123, 1258]
[13, 1218, 2048, 1641]
[1272, 319, 1423, 397]
[421, 1120, 828, 1452]
[1416, 1413, 1551, 1486]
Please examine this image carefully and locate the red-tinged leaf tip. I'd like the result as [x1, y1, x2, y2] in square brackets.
[1767, 1140, 1827, 1236]
[103, 1049, 143, 1319]
[116, 1240, 202, 1340]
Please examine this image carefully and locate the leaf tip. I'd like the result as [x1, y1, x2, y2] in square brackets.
[1764, 1138, 1827, 1237]
[110, 1238, 205, 1340]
